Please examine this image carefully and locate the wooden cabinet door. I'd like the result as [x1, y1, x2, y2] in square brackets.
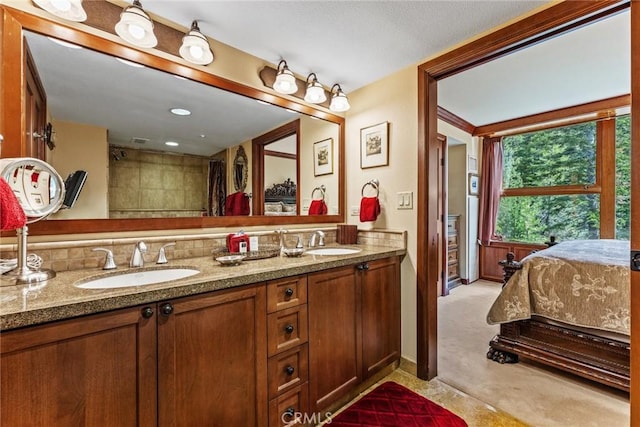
[157, 284, 267, 427]
[361, 257, 401, 379]
[308, 265, 361, 413]
[0, 305, 157, 427]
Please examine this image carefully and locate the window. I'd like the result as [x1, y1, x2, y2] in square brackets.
[616, 115, 631, 240]
[495, 118, 629, 243]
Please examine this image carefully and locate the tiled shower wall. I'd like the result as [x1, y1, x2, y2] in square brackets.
[109, 147, 209, 218]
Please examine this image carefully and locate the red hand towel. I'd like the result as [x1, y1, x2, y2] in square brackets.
[308, 199, 327, 215]
[359, 196, 380, 222]
[225, 192, 250, 216]
[0, 177, 27, 230]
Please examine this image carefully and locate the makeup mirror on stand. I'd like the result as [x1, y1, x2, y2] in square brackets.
[0, 158, 65, 285]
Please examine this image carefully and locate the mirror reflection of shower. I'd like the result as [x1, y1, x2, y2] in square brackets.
[111, 147, 127, 161]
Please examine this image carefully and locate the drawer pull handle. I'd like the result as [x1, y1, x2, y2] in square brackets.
[284, 287, 294, 297]
[283, 407, 295, 419]
[285, 365, 295, 375]
[141, 307, 154, 319]
[284, 324, 294, 334]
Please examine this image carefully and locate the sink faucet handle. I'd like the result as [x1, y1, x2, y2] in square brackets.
[317, 230, 326, 247]
[156, 242, 176, 264]
[92, 248, 116, 270]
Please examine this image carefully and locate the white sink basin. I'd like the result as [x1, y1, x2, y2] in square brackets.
[306, 247, 362, 256]
[76, 267, 200, 289]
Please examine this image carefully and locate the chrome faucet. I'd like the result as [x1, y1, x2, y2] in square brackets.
[130, 241, 147, 268]
[92, 248, 116, 270]
[275, 228, 289, 250]
[309, 230, 325, 247]
[156, 242, 176, 264]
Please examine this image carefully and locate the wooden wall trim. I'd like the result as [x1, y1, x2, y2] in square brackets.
[436, 106, 475, 135]
[416, 0, 629, 382]
[474, 94, 630, 137]
[630, 1, 639, 424]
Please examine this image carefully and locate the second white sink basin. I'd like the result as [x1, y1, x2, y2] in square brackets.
[306, 247, 362, 256]
[76, 267, 200, 289]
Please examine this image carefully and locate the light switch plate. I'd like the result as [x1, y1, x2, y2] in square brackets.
[350, 205, 360, 216]
[397, 191, 413, 209]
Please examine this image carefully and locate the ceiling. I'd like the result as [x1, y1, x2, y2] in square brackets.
[26, 1, 631, 153]
[135, 0, 630, 126]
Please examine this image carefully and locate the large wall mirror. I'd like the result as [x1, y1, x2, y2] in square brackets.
[0, 6, 345, 235]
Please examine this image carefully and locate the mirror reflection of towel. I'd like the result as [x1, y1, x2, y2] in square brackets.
[0, 177, 27, 230]
[225, 191, 250, 216]
[359, 196, 380, 222]
[309, 199, 327, 215]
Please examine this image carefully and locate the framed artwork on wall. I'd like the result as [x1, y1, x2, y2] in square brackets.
[313, 138, 333, 176]
[469, 173, 480, 196]
[468, 155, 478, 172]
[360, 121, 389, 169]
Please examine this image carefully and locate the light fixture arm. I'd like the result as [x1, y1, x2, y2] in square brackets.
[307, 72, 318, 85]
[277, 60, 289, 73]
[331, 83, 342, 95]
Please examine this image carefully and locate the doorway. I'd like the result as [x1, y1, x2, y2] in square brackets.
[415, 3, 638, 425]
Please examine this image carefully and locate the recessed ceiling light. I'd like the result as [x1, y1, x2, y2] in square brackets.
[115, 57, 145, 68]
[165, 141, 179, 146]
[200, 134, 206, 138]
[47, 37, 82, 49]
[170, 108, 191, 116]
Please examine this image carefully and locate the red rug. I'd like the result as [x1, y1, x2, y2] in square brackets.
[329, 381, 468, 427]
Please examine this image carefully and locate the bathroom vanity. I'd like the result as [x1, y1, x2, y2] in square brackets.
[0, 245, 402, 426]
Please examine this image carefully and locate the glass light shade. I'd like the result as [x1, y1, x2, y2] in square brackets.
[273, 68, 298, 95]
[330, 91, 350, 112]
[304, 81, 327, 104]
[115, 4, 157, 48]
[33, 0, 87, 22]
[179, 29, 214, 65]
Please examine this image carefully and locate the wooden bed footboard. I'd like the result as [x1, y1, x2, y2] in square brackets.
[487, 251, 630, 392]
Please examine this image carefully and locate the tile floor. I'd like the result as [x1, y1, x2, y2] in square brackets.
[323, 368, 528, 426]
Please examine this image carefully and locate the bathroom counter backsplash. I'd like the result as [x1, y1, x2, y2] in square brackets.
[0, 229, 406, 330]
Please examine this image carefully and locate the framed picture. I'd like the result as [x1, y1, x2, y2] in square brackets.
[469, 173, 480, 196]
[360, 122, 389, 169]
[313, 138, 333, 176]
[468, 155, 478, 172]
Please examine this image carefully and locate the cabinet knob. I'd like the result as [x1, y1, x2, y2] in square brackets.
[285, 365, 295, 375]
[284, 287, 294, 297]
[141, 306, 154, 319]
[160, 303, 174, 316]
[284, 324, 294, 334]
[283, 407, 295, 419]
[357, 262, 369, 271]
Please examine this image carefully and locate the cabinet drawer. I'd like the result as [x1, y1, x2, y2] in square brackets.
[268, 344, 309, 397]
[447, 219, 457, 233]
[268, 305, 308, 356]
[447, 263, 459, 279]
[269, 383, 309, 427]
[267, 276, 308, 313]
[447, 234, 458, 248]
[447, 250, 458, 263]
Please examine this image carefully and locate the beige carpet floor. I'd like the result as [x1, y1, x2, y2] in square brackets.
[436, 280, 630, 427]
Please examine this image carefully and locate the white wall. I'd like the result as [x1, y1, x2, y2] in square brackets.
[47, 120, 108, 219]
[347, 66, 478, 364]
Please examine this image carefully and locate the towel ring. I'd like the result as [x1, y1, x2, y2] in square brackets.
[311, 185, 326, 201]
[361, 179, 379, 197]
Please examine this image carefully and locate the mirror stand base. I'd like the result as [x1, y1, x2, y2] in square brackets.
[0, 226, 56, 287]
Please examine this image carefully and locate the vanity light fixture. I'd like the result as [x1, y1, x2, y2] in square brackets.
[170, 108, 191, 116]
[179, 21, 214, 65]
[304, 73, 327, 104]
[114, 0, 157, 48]
[272, 60, 298, 95]
[33, 0, 87, 22]
[329, 83, 351, 112]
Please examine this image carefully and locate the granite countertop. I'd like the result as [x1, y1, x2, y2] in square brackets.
[0, 244, 405, 331]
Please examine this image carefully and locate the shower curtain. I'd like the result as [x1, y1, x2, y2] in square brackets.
[208, 159, 226, 216]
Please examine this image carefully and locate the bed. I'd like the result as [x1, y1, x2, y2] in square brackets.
[264, 179, 297, 215]
[486, 239, 630, 391]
